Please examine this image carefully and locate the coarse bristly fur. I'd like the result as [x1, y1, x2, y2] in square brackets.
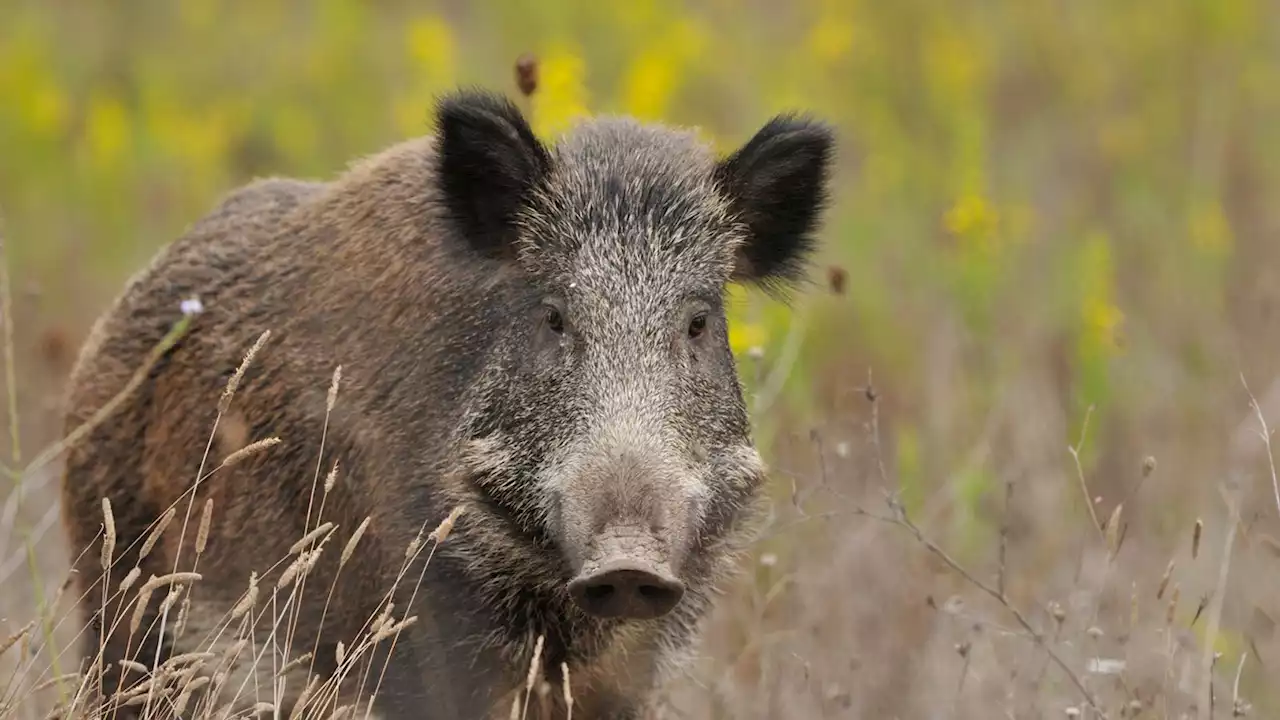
[57, 87, 835, 720]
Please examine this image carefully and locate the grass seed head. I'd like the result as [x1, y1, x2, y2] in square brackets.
[374, 615, 418, 642]
[139, 506, 177, 560]
[172, 676, 210, 717]
[140, 571, 202, 594]
[340, 516, 371, 568]
[100, 498, 116, 571]
[405, 533, 422, 561]
[116, 565, 142, 593]
[231, 572, 258, 621]
[276, 652, 313, 679]
[289, 674, 322, 720]
[289, 521, 336, 556]
[277, 552, 308, 591]
[220, 436, 281, 469]
[220, 639, 248, 670]
[131, 577, 158, 635]
[219, 329, 271, 414]
[1156, 559, 1175, 599]
[429, 505, 465, 544]
[524, 633, 545, 699]
[197, 498, 214, 555]
[327, 365, 342, 412]
[0, 620, 34, 660]
[159, 586, 185, 614]
[324, 459, 340, 493]
[561, 661, 573, 716]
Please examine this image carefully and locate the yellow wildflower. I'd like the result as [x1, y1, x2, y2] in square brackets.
[26, 82, 69, 140]
[619, 18, 705, 123]
[1078, 232, 1125, 355]
[406, 15, 455, 84]
[1189, 199, 1233, 256]
[923, 24, 986, 106]
[85, 92, 130, 170]
[728, 321, 767, 357]
[531, 43, 591, 140]
[669, 18, 708, 60]
[808, 17, 855, 65]
[146, 97, 241, 178]
[621, 49, 677, 121]
[724, 283, 766, 356]
[1082, 295, 1125, 353]
[945, 192, 999, 242]
[271, 104, 320, 164]
[613, 0, 658, 30]
[1, 40, 69, 140]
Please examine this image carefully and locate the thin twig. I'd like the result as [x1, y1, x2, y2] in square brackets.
[0, 214, 20, 467]
[1199, 485, 1243, 719]
[882, 499, 1101, 713]
[861, 380, 1101, 713]
[20, 314, 195, 478]
[1231, 651, 1247, 716]
[1193, 375, 1280, 720]
[1241, 373, 1280, 520]
[1067, 405, 1105, 541]
[751, 307, 810, 417]
[864, 368, 890, 487]
[998, 478, 1013, 598]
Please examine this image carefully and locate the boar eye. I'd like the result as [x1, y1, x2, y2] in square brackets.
[688, 312, 707, 339]
[545, 306, 565, 335]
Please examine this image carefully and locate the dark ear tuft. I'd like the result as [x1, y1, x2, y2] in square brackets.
[435, 88, 552, 259]
[714, 114, 835, 290]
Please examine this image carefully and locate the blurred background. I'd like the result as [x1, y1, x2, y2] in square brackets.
[2, 0, 1280, 717]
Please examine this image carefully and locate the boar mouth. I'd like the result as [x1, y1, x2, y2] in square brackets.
[566, 524, 686, 621]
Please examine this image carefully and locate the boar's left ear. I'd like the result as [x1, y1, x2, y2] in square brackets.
[714, 114, 835, 290]
[434, 88, 552, 260]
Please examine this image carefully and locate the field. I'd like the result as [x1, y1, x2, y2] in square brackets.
[2, 0, 1280, 717]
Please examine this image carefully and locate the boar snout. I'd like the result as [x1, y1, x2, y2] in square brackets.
[567, 525, 686, 620]
[568, 561, 685, 620]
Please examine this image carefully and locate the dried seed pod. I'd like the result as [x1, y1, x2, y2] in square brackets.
[515, 53, 538, 96]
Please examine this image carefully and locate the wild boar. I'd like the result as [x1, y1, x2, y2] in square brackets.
[58, 87, 834, 719]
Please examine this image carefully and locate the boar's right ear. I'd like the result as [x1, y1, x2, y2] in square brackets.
[434, 89, 552, 260]
[714, 114, 835, 293]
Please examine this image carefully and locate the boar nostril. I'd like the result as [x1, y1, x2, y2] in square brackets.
[568, 562, 685, 620]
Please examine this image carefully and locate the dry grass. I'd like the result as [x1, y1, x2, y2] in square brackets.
[0, 247, 1277, 720]
[645, 367, 1280, 719]
[0, 318, 486, 720]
